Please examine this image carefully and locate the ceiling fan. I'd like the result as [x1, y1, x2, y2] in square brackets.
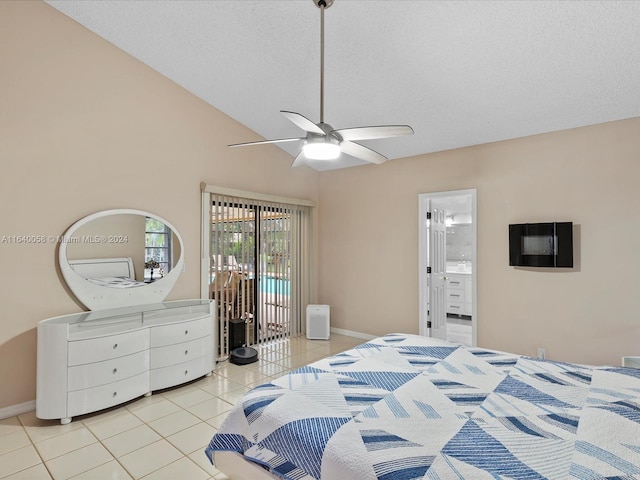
[229, 0, 414, 167]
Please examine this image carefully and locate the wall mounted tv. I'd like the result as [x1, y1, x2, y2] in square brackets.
[509, 222, 573, 268]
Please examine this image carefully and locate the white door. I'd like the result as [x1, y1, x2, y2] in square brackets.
[429, 205, 447, 340]
[418, 198, 448, 340]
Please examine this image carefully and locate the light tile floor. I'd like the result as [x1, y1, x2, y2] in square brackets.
[0, 334, 364, 480]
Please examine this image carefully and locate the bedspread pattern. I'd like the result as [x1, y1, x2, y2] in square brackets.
[206, 334, 640, 479]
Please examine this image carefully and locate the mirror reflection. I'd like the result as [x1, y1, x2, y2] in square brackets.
[66, 213, 182, 285]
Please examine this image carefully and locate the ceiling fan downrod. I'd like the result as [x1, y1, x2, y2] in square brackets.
[314, 0, 333, 124]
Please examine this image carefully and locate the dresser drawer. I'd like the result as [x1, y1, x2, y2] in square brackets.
[68, 372, 149, 418]
[150, 354, 213, 391]
[150, 316, 212, 348]
[150, 337, 212, 369]
[447, 301, 464, 313]
[68, 329, 149, 366]
[68, 350, 149, 391]
[446, 290, 464, 302]
[446, 278, 464, 290]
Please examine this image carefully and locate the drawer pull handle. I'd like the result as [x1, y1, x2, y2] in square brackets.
[113, 392, 117, 397]
[113, 344, 118, 349]
[451, 305, 460, 309]
[112, 368, 118, 374]
[450, 294, 460, 297]
[450, 281, 460, 285]
[184, 370, 188, 375]
[185, 350, 188, 355]
[184, 330, 189, 335]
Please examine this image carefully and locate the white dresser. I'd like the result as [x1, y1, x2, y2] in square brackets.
[37, 299, 215, 424]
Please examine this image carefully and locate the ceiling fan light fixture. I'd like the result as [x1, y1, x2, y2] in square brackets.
[303, 140, 340, 160]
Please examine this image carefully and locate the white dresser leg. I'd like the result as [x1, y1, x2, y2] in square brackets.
[144, 392, 152, 397]
[60, 417, 72, 425]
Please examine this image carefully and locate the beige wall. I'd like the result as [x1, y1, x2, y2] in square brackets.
[318, 117, 640, 366]
[0, 1, 319, 410]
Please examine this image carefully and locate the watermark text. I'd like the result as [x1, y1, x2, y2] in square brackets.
[1, 235, 129, 244]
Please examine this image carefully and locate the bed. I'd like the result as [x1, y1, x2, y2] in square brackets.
[69, 257, 146, 288]
[205, 333, 640, 479]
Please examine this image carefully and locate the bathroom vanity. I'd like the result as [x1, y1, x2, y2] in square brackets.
[445, 272, 472, 317]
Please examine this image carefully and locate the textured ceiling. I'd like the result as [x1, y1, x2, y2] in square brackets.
[45, 0, 640, 171]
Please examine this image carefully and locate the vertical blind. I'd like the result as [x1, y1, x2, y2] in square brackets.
[207, 192, 311, 359]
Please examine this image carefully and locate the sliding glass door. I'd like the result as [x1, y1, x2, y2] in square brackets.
[206, 192, 310, 359]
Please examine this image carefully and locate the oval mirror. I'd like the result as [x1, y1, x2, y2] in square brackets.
[59, 209, 184, 310]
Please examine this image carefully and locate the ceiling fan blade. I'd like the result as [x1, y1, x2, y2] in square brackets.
[228, 137, 303, 148]
[281, 111, 325, 135]
[333, 125, 414, 141]
[291, 150, 306, 168]
[340, 140, 388, 165]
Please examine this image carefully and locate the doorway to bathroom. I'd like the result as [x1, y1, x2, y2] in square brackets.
[418, 189, 476, 346]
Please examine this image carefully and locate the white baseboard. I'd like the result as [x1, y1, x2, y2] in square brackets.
[0, 400, 35, 420]
[330, 327, 376, 341]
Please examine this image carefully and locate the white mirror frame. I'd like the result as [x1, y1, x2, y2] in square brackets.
[59, 209, 184, 310]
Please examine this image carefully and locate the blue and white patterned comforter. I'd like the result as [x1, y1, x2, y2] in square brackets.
[205, 334, 640, 479]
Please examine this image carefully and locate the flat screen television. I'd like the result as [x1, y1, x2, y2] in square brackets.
[509, 222, 573, 268]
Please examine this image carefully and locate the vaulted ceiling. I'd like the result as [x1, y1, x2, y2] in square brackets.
[46, 0, 640, 171]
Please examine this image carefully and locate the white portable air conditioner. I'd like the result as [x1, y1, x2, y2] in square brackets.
[306, 305, 330, 340]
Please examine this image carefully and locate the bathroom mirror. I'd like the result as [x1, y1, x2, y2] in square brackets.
[59, 209, 184, 310]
